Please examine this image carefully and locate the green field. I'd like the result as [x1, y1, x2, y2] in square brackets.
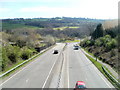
[53, 26, 80, 30]
[64, 39, 80, 43]
[2, 23, 41, 30]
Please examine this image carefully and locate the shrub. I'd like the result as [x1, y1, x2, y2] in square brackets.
[8, 53, 17, 63]
[105, 39, 117, 51]
[5, 45, 20, 63]
[21, 47, 33, 60]
[99, 35, 111, 47]
[2, 45, 21, 70]
[90, 40, 95, 46]
[2, 47, 9, 71]
[99, 56, 103, 60]
[85, 40, 91, 46]
[105, 42, 112, 51]
[95, 39, 102, 46]
[99, 37, 106, 46]
[110, 49, 116, 57]
[94, 52, 99, 57]
[111, 39, 117, 48]
[16, 40, 26, 48]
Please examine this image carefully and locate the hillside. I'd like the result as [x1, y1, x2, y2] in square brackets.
[2, 17, 104, 28]
[80, 23, 119, 72]
[2, 17, 104, 38]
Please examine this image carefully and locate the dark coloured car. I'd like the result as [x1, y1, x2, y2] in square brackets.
[74, 45, 79, 50]
[53, 50, 58, 54]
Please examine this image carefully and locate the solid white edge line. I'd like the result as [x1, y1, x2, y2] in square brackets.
[84, 55, 112, 88]
[0, 59, 36, 87]
[67, 48, 70, 88]
[83, 50, 111, 88]
[0, 45, 56, 87]
[94, 67, 112, 88]
[41, 56, 57, 88]
[81, 48, 112, 88]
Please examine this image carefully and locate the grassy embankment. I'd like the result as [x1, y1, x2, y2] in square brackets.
[0, 44, 55, 79]
[85, 52, 119, 89]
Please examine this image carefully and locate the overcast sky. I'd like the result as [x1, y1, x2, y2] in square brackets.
[0, 0, 119, 19]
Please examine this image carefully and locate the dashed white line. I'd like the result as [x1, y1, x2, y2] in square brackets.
[42, 52, 61, 88]
[26, 79, 29, 83]
[42, 44, 66, 88]
[0, 44, 63, 88]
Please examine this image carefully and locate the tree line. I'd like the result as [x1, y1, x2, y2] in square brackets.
[80, 23, 118, 69]
[1, 29, 56, 71]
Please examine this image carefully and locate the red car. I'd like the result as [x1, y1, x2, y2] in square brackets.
[74, 81, 86, 89]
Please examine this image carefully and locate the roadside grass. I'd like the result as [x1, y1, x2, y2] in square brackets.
[104, 66, 117, 80]
[82, 48, 94, 57]
[1, 45, 55, 79]
[0, 60, 24, 75]
[86, 55, 119, 89]
[1, 52, 44, 80]
[83, 47, 117, 79]
[86, 55, 103, 72]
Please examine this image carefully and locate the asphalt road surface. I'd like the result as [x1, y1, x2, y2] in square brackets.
[67, 43, 114, 88]
[1, 43, 115, 88]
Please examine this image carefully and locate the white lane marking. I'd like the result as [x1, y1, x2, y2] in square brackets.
[80, 49, 112, 88]
[0, 60, 36, 87]
[85, 57, 112, 88]
[43, 44, 65, 88]
[42, 52, 61, 88]
[93, 67, 111, 88]
[67, 51, 70, 88]
[26, 79, 29, 83]
[66, 48, 69, 88]
[0, 45, 58, 87]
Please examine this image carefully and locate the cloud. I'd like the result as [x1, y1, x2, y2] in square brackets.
[19, 3, 118, 19]
[0, 0, 69, 2]
[19, 6, 70, 13]
[0, 0, 119, 19]
[0, 0, 38, 2]
[0, 8, 11, 12]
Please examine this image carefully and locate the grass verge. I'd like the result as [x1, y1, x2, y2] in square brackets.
[83, 47, 117, 79]
[82, 47, 94, 57]
[1, 45, 55, 79]
[86, 55, 119, 89]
